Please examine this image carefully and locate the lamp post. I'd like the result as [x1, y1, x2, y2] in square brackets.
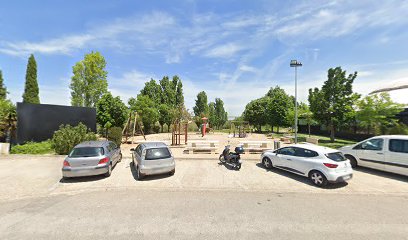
[290, 60, 302, 144]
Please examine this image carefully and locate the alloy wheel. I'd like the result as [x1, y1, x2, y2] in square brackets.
[311, 172, 323, 185]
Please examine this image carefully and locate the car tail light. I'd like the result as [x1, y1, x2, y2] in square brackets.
[98, 157, 109, 165]
[323, 163, 338, 168]
[63, 160, 70, 167]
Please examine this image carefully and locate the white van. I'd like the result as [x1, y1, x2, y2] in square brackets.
[339, 135, 408, 176]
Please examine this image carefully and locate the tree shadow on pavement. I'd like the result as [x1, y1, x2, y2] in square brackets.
[353, 166, 408, 183]
[129, 162, 172, 181]
[255, 163, 348, 189]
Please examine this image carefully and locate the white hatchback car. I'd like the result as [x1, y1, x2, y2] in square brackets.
[261, 143, 353, 187]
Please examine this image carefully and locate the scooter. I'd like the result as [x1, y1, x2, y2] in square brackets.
[219, 145, 244, 170]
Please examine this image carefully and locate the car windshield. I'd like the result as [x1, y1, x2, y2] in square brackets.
[145, 148, 171, 160]
[325, 152, 346, 162]
[69, 147, 104, 158]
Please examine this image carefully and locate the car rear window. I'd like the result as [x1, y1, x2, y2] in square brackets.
[69, 147, 104, 158]
[389, 139, 408, 153]
[325, 152, 346, 162]
[145, 148, 171, 160]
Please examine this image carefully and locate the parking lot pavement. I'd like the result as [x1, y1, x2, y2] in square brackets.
[0, 155, 407, 201]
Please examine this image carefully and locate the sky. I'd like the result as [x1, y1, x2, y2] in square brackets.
[1, 0, 408, 117]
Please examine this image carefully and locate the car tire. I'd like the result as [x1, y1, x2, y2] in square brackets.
[136, 166, 144, 180]
[118, 153, 122, 163]
[169, 169, 175, 176]
[262, 157, 273, 169]
[104, 163, 112, 177]
[309, 170, 328, 187]
[345, 155, 357, 168]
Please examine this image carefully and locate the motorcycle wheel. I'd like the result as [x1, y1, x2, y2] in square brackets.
[235, 163, 241, 170]
[219, 154, 225, 163]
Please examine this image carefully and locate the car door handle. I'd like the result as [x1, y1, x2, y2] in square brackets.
[377, 153, 384, 155]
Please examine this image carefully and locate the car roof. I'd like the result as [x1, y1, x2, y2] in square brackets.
[141, 142, 168, 149]
[369, 135, 408, 140]
[75, 140, 109, 148]
[283, 143, 338, 153]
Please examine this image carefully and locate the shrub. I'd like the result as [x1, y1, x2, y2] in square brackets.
[108, 127, 123, 147]
[387, 123, 408, 135]
[10, 140, 54, 154]
[51, 123, 97, 155]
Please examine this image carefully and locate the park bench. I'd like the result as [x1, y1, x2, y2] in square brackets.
[239, 141, 271, 154]
[185, 140, 219, 154]
[305, 137, 319, 145]
[280, 136, 293, 144]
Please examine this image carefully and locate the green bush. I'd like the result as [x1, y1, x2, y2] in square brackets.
[10, 141, 54, 154]
[108, 127, 123, 147]
[387, 123, 408, 135]
[51, 123, 97, 155]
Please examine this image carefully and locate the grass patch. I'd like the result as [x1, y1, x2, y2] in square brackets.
[269, 132, 356, 149]
[10, 140, 55, 154]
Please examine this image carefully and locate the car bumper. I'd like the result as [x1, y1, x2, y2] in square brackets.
[62, 164, 109, 178]
[139, 164, 175, 176]
[327, 171, 353, 183]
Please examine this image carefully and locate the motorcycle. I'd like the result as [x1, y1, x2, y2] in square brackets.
[219, 145, 244, 170]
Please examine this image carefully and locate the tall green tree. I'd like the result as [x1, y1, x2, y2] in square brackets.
[158, 104, 172, 132]
[128, 95, 159, 133]
[140, 79, 162, 106]
[22, 54, 40, 104]
[208, 102, 216, 128]
[298, 102, 315, 136]
[243, 97, 269, 132]
[193, 91, 209, 127]
[0, 70, 7, 100]
[265, 86, 293, 133]
[96, 92, 128, 136]
[356, 92, 404, 134]
[159, 76, 175, 107]
[70, 51, 108, 107]
[308, 67, 360, 142]
[214, 98, 228, 129]
[175, 77, 184, 107]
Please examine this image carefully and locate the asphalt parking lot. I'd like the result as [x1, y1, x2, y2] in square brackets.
[1, 155, 407, 201]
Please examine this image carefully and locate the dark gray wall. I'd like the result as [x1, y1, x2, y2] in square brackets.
[17, 102, 96, 144]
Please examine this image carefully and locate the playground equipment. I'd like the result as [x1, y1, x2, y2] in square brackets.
[171, 121, 189, 146]
[230, 121, 250, 138]
[122, 111, 146, 143]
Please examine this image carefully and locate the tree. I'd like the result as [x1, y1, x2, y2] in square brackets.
[175, 77, 184, 107]
[298, 103, 315, 137]
[22, 54, 40, 104]
[208, 102, 216, 128]
[96, 92, 128, 137]
[243, 97, 269, 132]
[356, 92, 404, 134]
[158, 104, 172, 132]
[140, 79, 162, 106]
[214, 98, 228, 129]
[265, 86, 293, 133]
[128, 95, 159, 133]
[308, 67, 360, 142]
[159, 76, 175, 107]
[0, 70, 7, 100]
[193, 91, 209, 127]
[0, 99, 16, 141]
[70, 51, 108, 107]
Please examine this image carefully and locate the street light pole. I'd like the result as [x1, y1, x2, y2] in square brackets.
[290, 60, 302, 144]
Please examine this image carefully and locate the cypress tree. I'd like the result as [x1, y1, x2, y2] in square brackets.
[0, 70, 7, 100]
[22, 54, 40, 104]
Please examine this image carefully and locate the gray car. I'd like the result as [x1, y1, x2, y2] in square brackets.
[131, 142, 175, 180]
[62, 141, 122, 178]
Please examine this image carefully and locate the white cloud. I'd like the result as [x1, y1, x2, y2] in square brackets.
[205, 43, 246, 58]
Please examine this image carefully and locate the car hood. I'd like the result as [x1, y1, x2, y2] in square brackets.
[339, 145, 354, 151]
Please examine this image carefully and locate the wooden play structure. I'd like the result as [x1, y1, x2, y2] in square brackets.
[171, 121, 189, 146]
[230, 121, 250, 138]
[122, 111, 146, 144]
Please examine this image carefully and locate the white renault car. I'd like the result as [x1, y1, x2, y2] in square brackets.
[261, 143, 353, 187]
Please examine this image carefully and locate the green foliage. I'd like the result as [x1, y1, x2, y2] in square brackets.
[158, 104, 172, 132]
[0, 70, 7, 100]
[298, 103, 316, 136]
[96, 92, 128, 132]
[193, 91, 209, 126]
[140, 79, 162, 106]
[356, 92, 404, 134]
[214, 98, 228, 129]
[128, 95, 159, 133]
[208, 102, 216, 128]
[243, 97, 269, 132]
[22, 54, 40, 104]
[0, 99, 16, 138]
[387, 123, 408, 135]
[159, 76, 175, 107]
[175, 78, 184, 107]
[70, 51, 108, 107]
[10, 141, 53, 154]
[107, 127, 123, 147]
[266, 86, 293, 131]
[51, 123, 97, 155]
[309, 67, 360, 142]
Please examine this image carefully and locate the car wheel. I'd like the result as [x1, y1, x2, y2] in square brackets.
[169, 169, 175, 176]
[118, 153, 122, 163]
[262, 157, 273, 169]
[309, 170, 328, 187]
[104, 164, 112, 177]
[345, 155, 357, 168]
[136, 166, 144, 180]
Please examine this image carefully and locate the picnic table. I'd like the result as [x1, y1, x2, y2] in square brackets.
[185, 140, 219, 154]
[239, 141, 271, 154]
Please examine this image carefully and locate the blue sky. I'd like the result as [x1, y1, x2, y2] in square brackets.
[1, 0, 408, 117]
